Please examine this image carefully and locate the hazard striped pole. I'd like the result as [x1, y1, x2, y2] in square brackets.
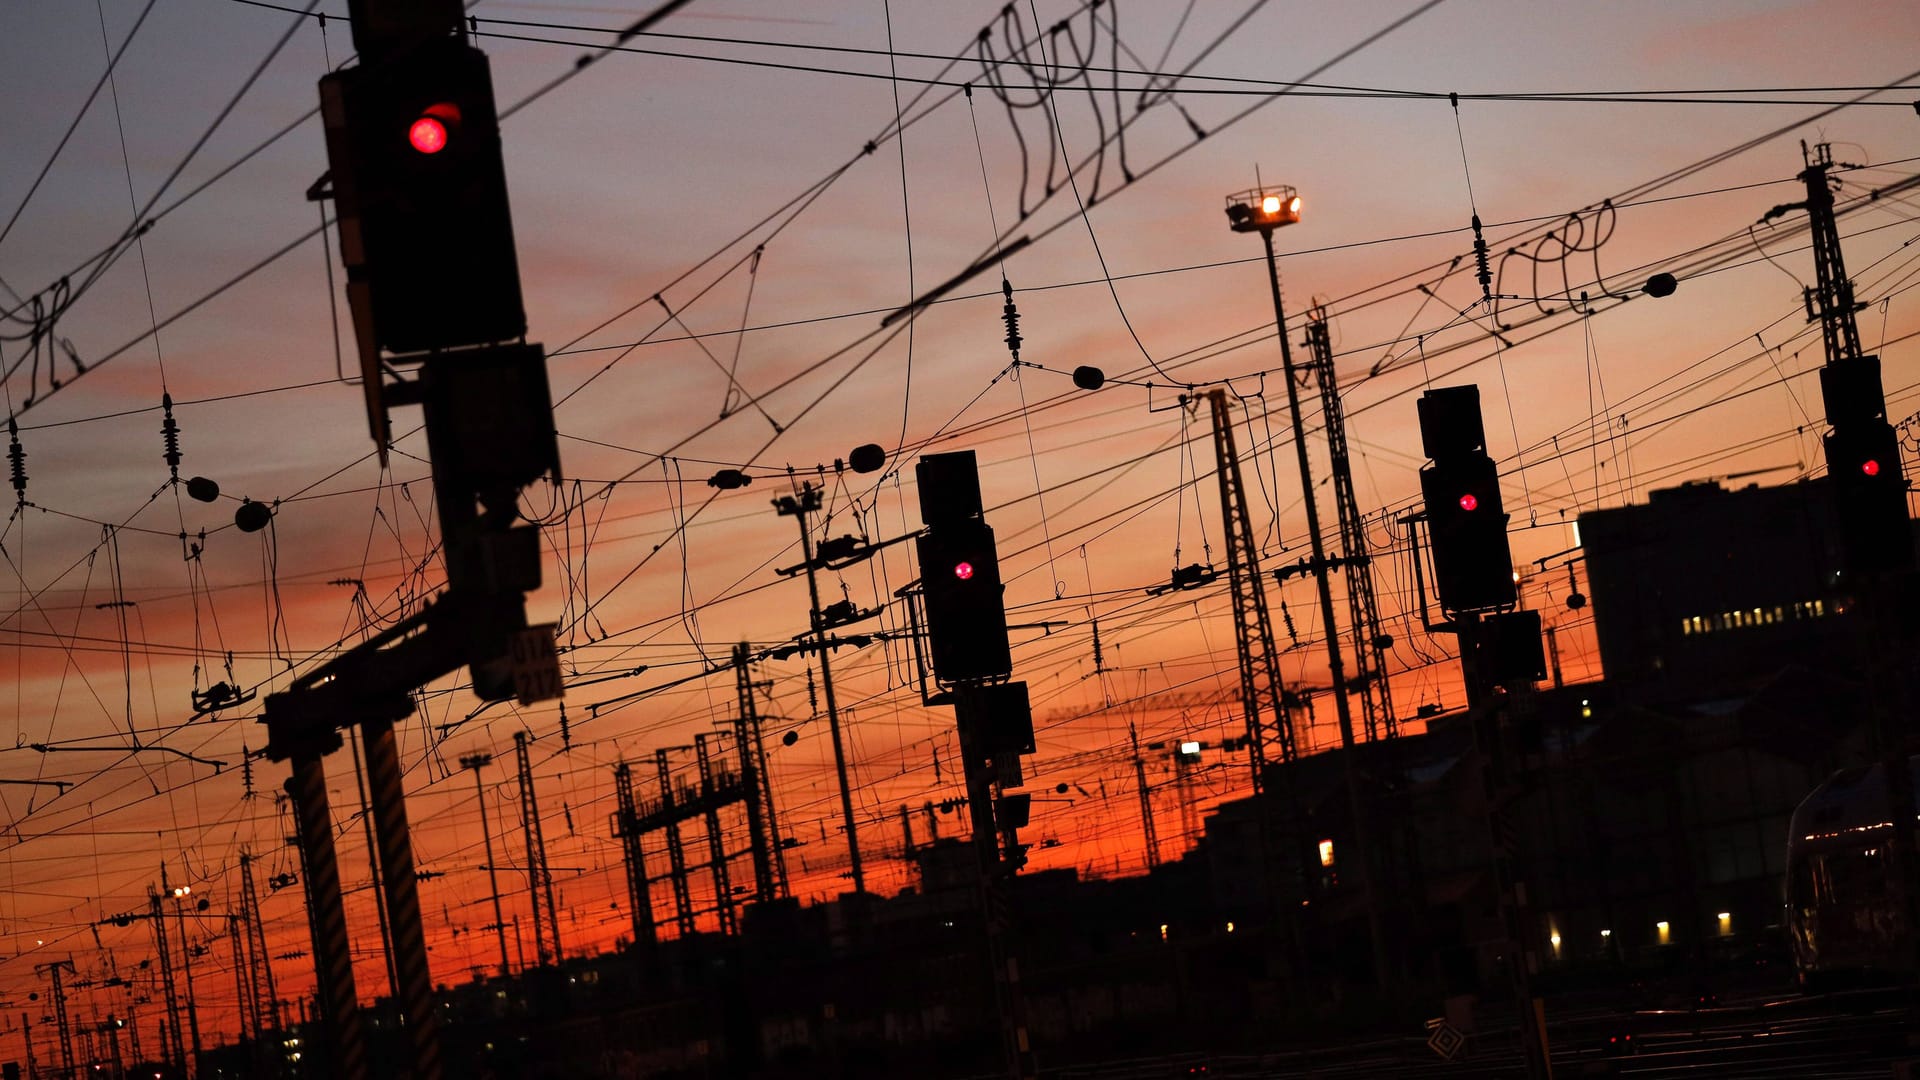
[362, 718, 443, 1080]
[286, 755, 366, 1080]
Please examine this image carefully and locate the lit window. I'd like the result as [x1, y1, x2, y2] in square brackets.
[1656, 920, 1671, 945]
[1716, 912, 1732, 936]
[1319, 839, 1335, 867]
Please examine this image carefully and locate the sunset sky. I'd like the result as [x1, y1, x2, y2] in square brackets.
[2, 0, 1918, 1061]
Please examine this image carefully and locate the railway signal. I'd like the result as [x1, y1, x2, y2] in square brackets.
[1821, 360, 1912, 575]
[319, 37, 525, 359]
[915, 451, 1012, 683]
[1417, 386, 1516, 613]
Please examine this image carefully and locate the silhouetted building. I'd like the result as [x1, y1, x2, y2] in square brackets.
[1578, 478, 1861, 703]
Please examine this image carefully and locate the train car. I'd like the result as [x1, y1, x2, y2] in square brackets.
[1784, 756, 1920, 992]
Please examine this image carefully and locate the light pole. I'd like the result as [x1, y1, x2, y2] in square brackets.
[460, 752, 513, 979]
[1226, 185, 1390, 989]
[167, 877, 204, 1079]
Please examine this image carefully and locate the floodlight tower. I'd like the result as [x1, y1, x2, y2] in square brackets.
[1224, 184, 1388, 989]
[459, 752, 512, 978]
[1223, 186, 1356, 754]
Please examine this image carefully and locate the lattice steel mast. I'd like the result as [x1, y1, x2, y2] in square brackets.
[1207, 388, 1297, 787]
[514, 732, 563, 966]
[1304, 307, 1397, 741]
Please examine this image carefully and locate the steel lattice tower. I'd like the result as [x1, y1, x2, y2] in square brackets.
[239, 852, 279, 1039]
[514, 732, 563, 966]
[1207, 388, 1297, 788]
[732, 643, 785, 901]
[612, 762, 657, 950]
[693, 734, 737, 935]
[1303, 307, 1398, 741]
[656, 749, 697, 937]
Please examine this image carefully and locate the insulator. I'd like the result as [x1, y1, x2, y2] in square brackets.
[1279, 597, 1299, 645]
[1471, 214, 1493, 302]
[7, 418, 25, 506]
[160, 393, 182, 480]
[1001, 278, 1023, 361]
[558, 702, 571, 751]
[240, 746, 254, 799]
[1089, 617, 1105, 672]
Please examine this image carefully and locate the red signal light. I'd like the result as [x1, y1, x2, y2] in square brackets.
[1458, 493, 1479, 511]
[407, 103, 462, 154]
[408, 116, 448, 154]
[1862, 459, 1882, 477]
[953, 561, 975, 581]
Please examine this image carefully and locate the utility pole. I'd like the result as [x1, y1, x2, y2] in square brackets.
[1303, 306, 1397, 741]
[1226, 186, 1390, 990]
[773, 483, 866, 895]
[460, 752, 513, 978]
[732, 643, 782, 902]
[35, 961, 74, 1080]
[694, 733, 737, 934]
[612, 761, 657, 951]
[1131, 724, 1160, 870]
[514, 731, 563, 966]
